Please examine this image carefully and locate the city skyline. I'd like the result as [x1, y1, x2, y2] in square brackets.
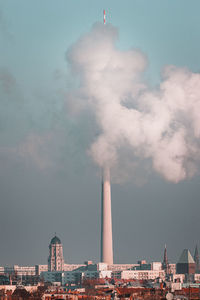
[0, 0, 200, 266]
[0, 233, 198, 278]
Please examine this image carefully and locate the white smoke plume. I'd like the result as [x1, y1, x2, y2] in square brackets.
[66, 23, 200, 183]
[0, 68, 16, 93]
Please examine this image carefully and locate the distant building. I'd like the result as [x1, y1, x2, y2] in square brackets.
[48, 235, 64, 271]
[3, 265, 38, 285]
[132, 261, 162, 271]
[41, 262, 166, 285]
[194, 245, 200, 273]
[151, 262, 162, 271]
[64, 264, 85, 271]
[112, 269, 165, 280]
[4, 265, 35, 276]
[194, 273, 200, 282]
[41, 263, 112, 285]
[168, 263, 176, 275]
[108, 264, 140, 271]
[162, 245, 169, 274]
[170, 273, 185, 283]
[35, 264, 48, 276]
[176, 249, 195, 274]
[41, 271, 64, 285]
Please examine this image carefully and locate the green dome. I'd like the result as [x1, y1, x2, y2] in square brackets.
[50, 235, 61, 244]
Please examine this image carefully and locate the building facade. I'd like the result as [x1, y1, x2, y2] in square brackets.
[48, 235, 64, 272]
[176, 249, 195, 275]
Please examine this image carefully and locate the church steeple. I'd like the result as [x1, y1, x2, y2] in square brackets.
[162, 244, 169, 273]
[194, 245, 200, 273]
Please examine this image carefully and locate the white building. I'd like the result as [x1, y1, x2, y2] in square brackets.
[112, 270, 165, 280]
[108, 264, 140, 271]
[64, 264, 85, 271]
[41, 262, 166, 284]
[151, 262, 162, 271]
[4, 265, 35, 276]
[194, 273, 200, 281]
[170, 274, 185, 283]
[35, 265, 48, 276]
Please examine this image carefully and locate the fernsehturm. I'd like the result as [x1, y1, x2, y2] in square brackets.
[100, 167, 113, 265]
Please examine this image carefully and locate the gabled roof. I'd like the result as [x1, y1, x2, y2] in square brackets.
[178, 249, 195, 264]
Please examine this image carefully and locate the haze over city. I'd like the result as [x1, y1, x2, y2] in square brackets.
[0, 0, 200, 268]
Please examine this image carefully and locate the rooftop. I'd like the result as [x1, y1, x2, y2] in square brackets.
[178, 249, 195, 264]
[50, 236, 61, 245]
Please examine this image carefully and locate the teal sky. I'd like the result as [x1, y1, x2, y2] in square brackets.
[1, 0, 200, 87]
[0, 0, 200, 266]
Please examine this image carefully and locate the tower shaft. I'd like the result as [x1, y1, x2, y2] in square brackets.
[101, 168, 113, 265]
[162, 244, 169, 273]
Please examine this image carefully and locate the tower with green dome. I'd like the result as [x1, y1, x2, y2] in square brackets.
[48, 234, 64, 271]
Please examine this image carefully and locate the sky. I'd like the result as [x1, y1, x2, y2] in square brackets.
[0, 0, 200, 267]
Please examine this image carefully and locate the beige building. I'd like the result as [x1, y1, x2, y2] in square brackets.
[112, 269, 165, 280]
[48, 235, 64, 272]
[4, 265, 35, 276]
[35, 265, 48, 276]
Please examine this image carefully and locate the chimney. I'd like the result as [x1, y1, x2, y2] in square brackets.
[100, 167, 113, 265]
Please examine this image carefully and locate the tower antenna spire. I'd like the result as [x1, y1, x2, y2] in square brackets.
[103, 9, 106, 25]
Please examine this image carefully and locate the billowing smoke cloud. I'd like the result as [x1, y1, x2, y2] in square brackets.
[0, 8, 13, 40]
[0, 68, 16, 93]
[66, 23, 200, 183]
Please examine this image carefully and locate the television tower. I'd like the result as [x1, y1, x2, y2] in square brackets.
[101, 167, 113, 265]
[100, 10, 113, 266]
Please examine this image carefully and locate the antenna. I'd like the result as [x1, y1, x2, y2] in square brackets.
[103, 9, 106, 25]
